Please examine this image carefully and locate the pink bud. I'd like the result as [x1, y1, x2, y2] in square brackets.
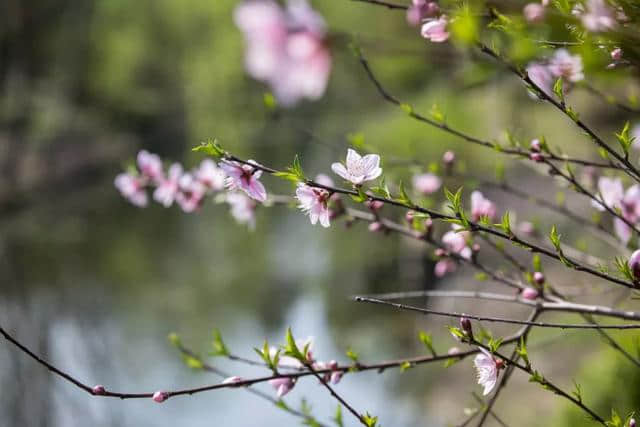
[435, 248, 447, 257]
[447, 346, 461, 355]
[328, 360, 339, 370]
[152, 391, 168, 403]
[472, 243, 480, 253]
[424, 217, 433, 230]
[629, 249, 640, 280]
[530, 138, 541, 152]
[611, 48, 623, 61]
[406, 211, 415, 223]
[425, 1, 440, 16]
[365, 200, 384, 211]
[518, 221, 535, 236]
[92, 385, 106, 395]
[330, 371, 343, 384]
[530, 152, 544, 162]
[460, 317, 473, 336]
[521, 287, 539, 300]
[368, 221, 383, 232]
[629, 418, 636, 427]
[442, 150, 455, 166]
[533, 271, 545, 285]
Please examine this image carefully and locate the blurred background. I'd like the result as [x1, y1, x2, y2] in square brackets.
[1, 1, 639, 426]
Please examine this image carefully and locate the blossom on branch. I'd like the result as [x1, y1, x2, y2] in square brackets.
[220, 160, 267, 202]
[406, 0, 440, 26]
[421, 16, 449, 43]
[575, 0, 617, 32]
[470, 191, 497, 222]
[153, 163, 183, 208]
[114, 172, 148, 207]
[548, 49, 584, 83]
[331, 149, 382, 185]
[295, 183, 331, 227]
[137, 150, 163, 183]
[591, 177, 640, 244]
[412, 172, 442, 195]
[474, 348, 503, 395]
[195, 159, 225, 192]
[268, 377, 296, 398]
[226, 192, 257, 230]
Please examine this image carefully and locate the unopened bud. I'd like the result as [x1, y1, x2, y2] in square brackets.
[533, 271, 545, 285]
[629, 249, 640, 281]
[365, 200, 384, 211]
[222, 376, 243, 386]
[447, 346, 461, 355]
[328, 360, 339, 370]
[368, 221, 383, 232]
[611, 48, 623, 61]
[443, 150, 456, 166]
[435, 248, 447, 257]
[152, 391, 168, 403]
[530, 138, 541, 152]
[405, 211, 415, 223]
[521, 287, 539, 300]
[629, 418, 636, 427]
[460, 317, 473, 336]
[92, 385, 106, 395]
[495, 358, 505, 370]
[530, 152, 544, 162]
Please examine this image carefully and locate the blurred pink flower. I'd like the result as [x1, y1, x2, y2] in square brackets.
[115, 172, 148, 207]
[226, 192, 257, 230]
[474, 348, 500, 395]
[412, 172, 442, 195]
[421, 16, 449, 42]
[295, 183, 331, 227]
[152, 391, 168, 403]
[269, 377, 296, 398]
[523, 3, 545, 23]
[591, 177, 640, 243]
[521, 287, 539, 300]
[331, 149, 382, 185]
[580, 0, 617, 32]
[406, 0, 439, 26]
[471, 191, 497, 222]
[176, 173, 206, 213]
[222, 376, 244, 385]
[153, 163, 183, 207]
[137, 150, 163, 183]
[548, 49, 584, 83]
[526, 62, 554, 98]
[195, 159, 225, 192]
[434, 258, 456, 277]
[442, 228, 468, 254]
[234, 0, 331, 106]
[220, 160, 267, 202]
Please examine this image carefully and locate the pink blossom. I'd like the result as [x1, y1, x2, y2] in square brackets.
[518, 221, 535, 236]
[434, 258, 456, 277]
[152, 391, 168, 403]
[521, 287, 539, 300]
[220, 160, 267, 202]
[523, 3, 545, 23]
[406, 0, 440, 26]
[153, 163, 183, 207]
[421, 16, 449, 43]
[533, 271, 545, 285]
[580, 0, 617, 32]
[137, 150, 163, 183]
[295, 184, 331, 227]
[92, 385, 106, 395]
[442, 150, 455, 166]
[591, 177, 640, 243]
[412, 172, 442, 195]
[115, 172, 148, 207]
[610, 48, 623, 61]
[226, 192, 257, 230]
[526, 62, 554, 98]
[470, 191, 497, 222]
[269, 377, 296, 398]
[175, 173, 206, 213]
[234, 0, 331, 106]
[474, 348, 501, 395]
[369, 221, 384, 232]
[195, 159, 225, 191]
[442, 229, 468, 254]
[548, 49, 584, 83]
[331, 149, 382, 185]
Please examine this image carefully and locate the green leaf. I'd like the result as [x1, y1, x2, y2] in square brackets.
[429, 104, 445, 123]
[167, 332, 181, 347]
[517, 336, 530, 366]
[346, 348, 359, 363]
[419, 331, 437, 356]
[211, 329, 229, 357]
[182, 355, 203, 370]
[488, 338, 504, 353]
[400, 103, 413, 115]
[500, 211, 512, 235]
[263, 92, 277, 111]
[370, 176, 391, 199]
[192, 138, 226, 158]
[285, 327, 304, 361]
[532, 254, 542, 272]
[553, 78, 564, 102]
[400, 361, 412, 372]
[350, 186, 368, 203]
[363, 413, 379, 427]
[396, 181, 413, 206]
[614, 256, 634, 282]
[273, 155, 306, 183]
[615, 121, 633, 156]
[549, 225, 561, 249]
[347, 132, 366, 149]
[333, 405, 344, 427]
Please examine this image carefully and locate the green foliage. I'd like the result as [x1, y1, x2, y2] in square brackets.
[615, 122, 634, 157]
[192, 138, 226, 158]
[614, 257, 635, 282]
[363, 413, 379, 427]
[211, 329, 229, 357]
[346, 348, 360, 363]
[274, 155, 306, 183]
[451, 4, 479, 45]
[419, 331, 437, 356]
[333, 405, 344, 427]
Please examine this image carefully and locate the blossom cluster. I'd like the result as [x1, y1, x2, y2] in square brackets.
[234, 0, 331, 106]
[406, 0, 450, 43]
[526, 49, 584, 98]
[591, 176, 640, 244]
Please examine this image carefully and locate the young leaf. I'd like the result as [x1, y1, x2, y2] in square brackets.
[192, 138, 226, 158]
[211, 329, 230, 357]
[419, 331, 437, 356]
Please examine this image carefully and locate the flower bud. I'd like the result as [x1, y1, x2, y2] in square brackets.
[530, 138, 541, 152]
[494, 358, 505, 370]
[328, 360, 339, 370]
[92, 385, 106, 395]
[530, 152, 544, 162]
[523, 3, 545, 23]
[152, 391, 168, 403]
[405, 210, 415, 223]
[365, 200, 384, 211]
[435, 248, 447, 257]
[368, 221, 383, 232]
[533, 271, 545, 285]
[460, 316, 473, 337]
[518, 221, 535, 236]
[442, 150, 456, 167]
[611, 48, 623, 61]
[629, 418, 636, 427]
[222, 376, 243, 385]
[447, 346, 461, 355]
[629, 249, 640, 280]
[521, 287, 539, 300]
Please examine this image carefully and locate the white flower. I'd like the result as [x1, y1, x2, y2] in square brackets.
[548, 49, 584, 83]
[295, 184, 330, 227]
[331, 149, 382, 185]
[474, 348, 500, 396]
